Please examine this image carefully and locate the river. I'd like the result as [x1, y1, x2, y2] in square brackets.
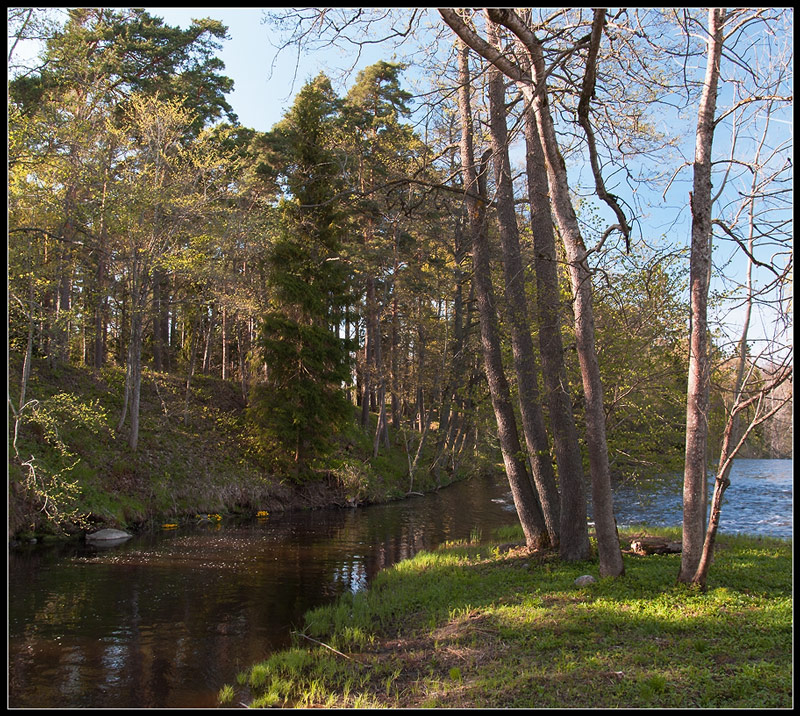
[7, 458, 791, 708]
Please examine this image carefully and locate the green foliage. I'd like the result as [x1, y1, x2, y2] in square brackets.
[9, 8, 235, 134]
[11, 392, 111, 532]
[249, 317, 353, 477]
[590, 249, 690, 477]
[248, 73, 355, 478]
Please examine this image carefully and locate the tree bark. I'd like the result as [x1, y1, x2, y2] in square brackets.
[486, 16, 561, 546]
[522, 94, 592, 562]
[533, 89, 623, 577]
[488, 8, 625, 575]
[93, 176, 109, 371]
[456, 37, 549, 550]
[678, 8, 727, 584]
[440, 6, 622, 573]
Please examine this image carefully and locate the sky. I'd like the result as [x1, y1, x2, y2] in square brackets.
[150, 7, 407, 133]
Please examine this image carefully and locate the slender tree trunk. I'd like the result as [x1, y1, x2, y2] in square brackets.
[184, 317, 201, 426]
[416, 302, 426, 433]
[152, 269, 164, 372]
[523, 96, 591, 562]
[55, 239, 74, 363]
[679, 8, 727, 584]
[221, 305, 228, 380]
[93, 177, 108, 371]
[18, 236, 36, 411]
[361, 278, 376, 427]
[128, 309, 144, 451]
[237, 318, 249, 401]
[486, 17, 560, 546]
[202, 307, 215, 374]
[440, 7, 623, 574]
[433, 215, 468, 481]
[520, 31, 623, 577]
[373, 300, 390, 456]
[457, 39, 548, 550]
[391, 229, 401, 430]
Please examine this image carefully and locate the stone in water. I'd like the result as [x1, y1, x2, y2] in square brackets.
[85, 528, 132, 542]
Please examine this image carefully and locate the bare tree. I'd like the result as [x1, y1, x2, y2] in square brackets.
[485, 14, 561, 546]
[519, 48, 592, 564]
[455, 35, 549, 549]
[677, 7, 728, 583]
[676, 7, 793, 584]
[439, 8, 625, 575]
[685, 14, 792, 587]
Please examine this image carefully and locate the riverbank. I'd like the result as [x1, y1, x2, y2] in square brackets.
[226, 526, 792, 708]
[9, 358, 480, 541]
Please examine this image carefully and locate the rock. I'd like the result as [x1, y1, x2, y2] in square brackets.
[575, 574, 596, 586]
[85, 528, 132, 543]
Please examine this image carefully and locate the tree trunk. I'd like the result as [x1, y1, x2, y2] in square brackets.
[486, 17, 561, 546]
[522, 95, 592, 562]
[440, 6, 621, 573]
[361, 276, 376, 427]
[117, 259, 147, 452]
[128, 309, 143, 451]
[93, 177, 109, 371]
[519, 31, 623, 577]
[221, 305, 228, 380]
[202, 307, 215, 375]
[237, 318, 249, 401]
[152, 268, 164, 371]
[391, 232, 401, 430]
[678, 8, 726, 584]
[184, 317, 201, 426]
[457, 39, 549, 550]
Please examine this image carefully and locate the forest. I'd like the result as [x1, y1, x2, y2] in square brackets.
[7, 8, 792, 589]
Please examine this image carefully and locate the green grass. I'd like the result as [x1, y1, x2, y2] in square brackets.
[228, 526, 792, 708]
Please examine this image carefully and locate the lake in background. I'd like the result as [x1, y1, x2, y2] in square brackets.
[8, 458, 792, 708]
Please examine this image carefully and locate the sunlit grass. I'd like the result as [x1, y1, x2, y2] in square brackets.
[227, 526, 792, 709]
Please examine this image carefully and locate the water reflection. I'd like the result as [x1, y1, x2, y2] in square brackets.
[8, 459, 791, 708]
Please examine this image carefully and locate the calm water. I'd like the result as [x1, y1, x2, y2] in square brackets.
[8, 458, 791, 708]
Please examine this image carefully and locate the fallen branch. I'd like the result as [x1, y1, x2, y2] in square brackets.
[291, 631, 362, 664]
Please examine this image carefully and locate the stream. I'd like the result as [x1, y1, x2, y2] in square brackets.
[8, 458, 791, 708]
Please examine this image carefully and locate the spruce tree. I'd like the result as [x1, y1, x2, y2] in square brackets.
[249, 74, 353, 478]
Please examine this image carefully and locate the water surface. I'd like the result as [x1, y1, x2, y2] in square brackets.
[8, 458, 791, 708]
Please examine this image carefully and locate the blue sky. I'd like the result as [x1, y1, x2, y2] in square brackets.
[152, 7, 313, 131]
[151, 7, 399, 132]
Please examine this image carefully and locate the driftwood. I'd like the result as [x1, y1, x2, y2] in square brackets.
[629, 536, 682, 556]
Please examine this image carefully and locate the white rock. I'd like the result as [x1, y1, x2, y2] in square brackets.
[574, 574, 596, 586]
[85, 528, 132, 542]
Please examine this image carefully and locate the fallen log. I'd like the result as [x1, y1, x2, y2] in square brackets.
[629, 536, 682, 556]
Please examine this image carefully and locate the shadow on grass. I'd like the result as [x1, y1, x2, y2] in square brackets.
[280, 537, 791, 708]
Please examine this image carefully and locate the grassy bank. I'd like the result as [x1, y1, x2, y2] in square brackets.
[8, 358, 475, 540]
[225, 526, 792, 708]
